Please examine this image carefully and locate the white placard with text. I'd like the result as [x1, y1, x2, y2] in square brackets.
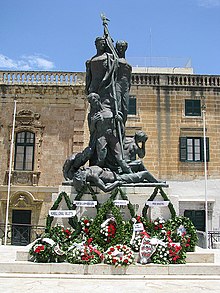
[134, 223, 144, 232]
[114, 200, 129, 206]
[73, 201, 97, 207]
[49, 210, 76, 218]
[146, 201, 169, 207]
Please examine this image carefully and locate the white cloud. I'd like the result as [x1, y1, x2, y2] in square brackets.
[197, 0, 220, 7]
[0, 53, 55, 71]
[0, 54, 17, 69]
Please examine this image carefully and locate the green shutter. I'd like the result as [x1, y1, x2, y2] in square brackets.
[179, 137, 187, 161]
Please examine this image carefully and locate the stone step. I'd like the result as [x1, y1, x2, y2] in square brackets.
[1, 261, 220, 276]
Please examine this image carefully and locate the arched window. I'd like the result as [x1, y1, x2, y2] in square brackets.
[14, 131, 35, 171]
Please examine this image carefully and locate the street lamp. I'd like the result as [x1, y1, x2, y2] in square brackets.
[201, 96, 209, 249]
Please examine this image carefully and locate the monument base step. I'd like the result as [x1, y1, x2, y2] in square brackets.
[0, 247, 213, 276]
[1, 261, 220, 276]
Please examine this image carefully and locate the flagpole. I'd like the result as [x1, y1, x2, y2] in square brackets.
[4, 98, 17, 245]
[202, 96, 209, 249]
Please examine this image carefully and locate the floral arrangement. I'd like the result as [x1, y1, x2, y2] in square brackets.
[130, 233, 143, 252]
[29, 187, 198, 266]
[67, 240, 103, 265]
[151, 243, 170, 265]
[29, 238, 65, 263]
[127, 216, 188, 264]
[29, 225, 75, 262]
[165, 216, 198, 252]
[80, 216, 93, 237]
[89, 200, 128, 249]
[100, 217, 116, 242]
[153, 217, 165, 232]
[168, 241, 183, 264]
[104, 244, 134, 267]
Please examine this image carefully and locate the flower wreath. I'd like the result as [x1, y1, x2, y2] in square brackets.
[100, 217, 117, 242]
[165, 216, 198, 252]
[150, 234, 186, 265]
[29, 237, 65, 263]
[89, 200, 126, 249]
[104, 244, 134, 267]
[67, 240, 103, 265]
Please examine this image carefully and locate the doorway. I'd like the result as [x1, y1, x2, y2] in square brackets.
[11, 210, 32, 245]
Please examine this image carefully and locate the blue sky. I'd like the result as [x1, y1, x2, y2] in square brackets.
[0, 0, 220, 75]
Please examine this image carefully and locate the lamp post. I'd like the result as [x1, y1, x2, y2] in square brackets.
[202, 96, 209, 249]
[4, 98, 17, 245]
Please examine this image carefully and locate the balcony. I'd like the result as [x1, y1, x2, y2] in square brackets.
[4, 171, 41, 186]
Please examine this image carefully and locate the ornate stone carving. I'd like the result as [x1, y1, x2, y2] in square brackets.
[5, 171, 41, 186]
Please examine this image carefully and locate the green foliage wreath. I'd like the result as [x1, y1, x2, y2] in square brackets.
[165, 216, 198, 252]
[89, 199, 131, 250]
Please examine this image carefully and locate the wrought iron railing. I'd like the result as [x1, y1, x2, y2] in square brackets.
[208, 231, 220, 249]
[0, 223, 45, 246]
[197, 230, 220, 248]
[1, 223, 220, 249]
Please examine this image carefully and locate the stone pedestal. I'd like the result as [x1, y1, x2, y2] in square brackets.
[57, 182, 179, 221]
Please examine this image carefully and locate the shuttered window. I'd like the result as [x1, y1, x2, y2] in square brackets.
[185, 99, 201, 116]
[179, 137, 209, 162]
[128, 95, 136, 115]
[14, 131, 35, 171]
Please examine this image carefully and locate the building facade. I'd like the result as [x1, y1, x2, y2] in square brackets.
[0, 70, 220, 245]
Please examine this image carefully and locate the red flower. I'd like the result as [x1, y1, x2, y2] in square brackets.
[108, 223, 116, 238]
[84, 219, 89, 224]
[110, 247, 115, 252]
[87, 237, 93, 245]
[136, 216, 141, 223]
[112, 259, 117, 264]
[84, 228, 89, 234]
[34, 245, 44, 253]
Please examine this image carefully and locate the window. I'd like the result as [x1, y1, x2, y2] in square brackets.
[184, 210, 205, 232]
[14, 131, 35, 171]
[185, 99, 201, 116]
[128, 95, 136, 115]
[179, 137, 209, 162]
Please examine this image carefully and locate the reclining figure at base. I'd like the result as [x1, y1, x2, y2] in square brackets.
[72, 165, 159, 193]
